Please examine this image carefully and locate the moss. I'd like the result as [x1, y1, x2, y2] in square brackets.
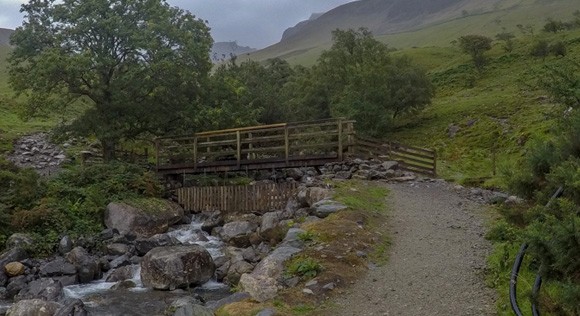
[123, 197, 171, 214]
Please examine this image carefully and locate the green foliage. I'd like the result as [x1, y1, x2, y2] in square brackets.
[543, 18, 567, 33]
[550, 41, 567, 57]
[458, 34, 493, 71]
[332, 180, 389, 212]
[316, 28, 433, 136]
[538, 59, 580, 109]
[3, 162, 161, 254]
[495, 30, 515, 53]
[9, 0, 213, 160]
[297, 231, 316, 243]
[530, 40, 551, 58]
[286, 256, 323, 278]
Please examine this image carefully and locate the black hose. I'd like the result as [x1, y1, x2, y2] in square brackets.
[532, 274, 542, 316]
[510, 243, 528, 316]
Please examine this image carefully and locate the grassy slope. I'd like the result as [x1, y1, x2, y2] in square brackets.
[389, 29, 580, 185]
[244, 0, 578, 66]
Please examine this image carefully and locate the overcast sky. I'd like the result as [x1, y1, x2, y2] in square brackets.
[0, 0, 355, 48]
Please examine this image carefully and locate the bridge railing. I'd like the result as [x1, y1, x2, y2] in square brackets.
[155, 118, 356, 172]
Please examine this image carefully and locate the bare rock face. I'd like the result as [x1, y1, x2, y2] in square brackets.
[6, 299, 61, 316]
[140, 245, 215, 290]
[105, 199, 184, 238]
[238, 274, 278, 303]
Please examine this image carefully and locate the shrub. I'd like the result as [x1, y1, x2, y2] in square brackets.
[530, 40, 550, 58]
[286, 256, 323, 278]
[550, 41, 567, 57]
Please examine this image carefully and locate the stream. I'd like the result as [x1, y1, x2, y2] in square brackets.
[57, 219, 230, 315]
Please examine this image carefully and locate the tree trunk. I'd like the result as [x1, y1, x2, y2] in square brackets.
[102, 139, 117, 162]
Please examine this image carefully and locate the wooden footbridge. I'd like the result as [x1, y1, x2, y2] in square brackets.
[154, 118, 437, 177]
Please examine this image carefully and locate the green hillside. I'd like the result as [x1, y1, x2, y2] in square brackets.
[245, 0, 579, 66]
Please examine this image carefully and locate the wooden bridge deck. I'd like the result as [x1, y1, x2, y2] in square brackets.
[155, 118, 437, 177]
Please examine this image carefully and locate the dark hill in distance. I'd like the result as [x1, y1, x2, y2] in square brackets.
[0, 28, 14, 46]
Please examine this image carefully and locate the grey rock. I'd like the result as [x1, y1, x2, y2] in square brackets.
[323, 282, 336, 290]
[15, 278, 64, 302]
[6, 299, 61, 316]
[6, 276, 27, 299]
[58, 236, 73, 255]
[140, 245, 215, 290]
[260, 211, 283, 239]
[296, 187, 332, 207]
[252, 246, 302, 279]
[239, 274, 278, 302]
[224, 260, 254, 285]
[382, 161, 399, 171]
[219, 221, 257, 248]
[334, 171, 352, 179]
[105, 199, 184, 238]
[173, 304, 213, 316]
[109, 280, 137, 290]
[52, 275, 78, 287]
[280, 228, 306, 248]
[0, 248, 28, 269]
[106, 243, 130, 256]
[5, 234, 34, 250]
[198, 211, 224, 233]
[40, 257, 77, 277]
[54, 298, 88, 316]
[109, 254, 131, 270]
[135, 234, 180, 256]
[105, 265, 135, 282]
[311, 200, 348, 218]
[65, 247, 100, 283]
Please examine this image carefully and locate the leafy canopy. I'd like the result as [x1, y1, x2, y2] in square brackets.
[9, 0, 213, 159]
[458, 34, 493, 71]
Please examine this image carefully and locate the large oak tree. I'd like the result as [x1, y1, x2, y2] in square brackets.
[9, 0, 213, 160]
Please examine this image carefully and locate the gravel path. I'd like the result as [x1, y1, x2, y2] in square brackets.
[328, 180, 496, 315]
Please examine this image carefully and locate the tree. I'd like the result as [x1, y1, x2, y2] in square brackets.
[458, 35, 493, 71]
[314, 28, 433, 136]
[9, 0, 213, 160]
[495, 30, 515, 53]
[543, 18, 566, 33]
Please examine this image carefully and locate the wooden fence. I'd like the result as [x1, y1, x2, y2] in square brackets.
[354, 136, 437, 176]
[176, 182, 298, 213]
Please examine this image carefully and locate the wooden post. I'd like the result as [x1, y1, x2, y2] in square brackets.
[236, 131, 241, 168]
[248, 132, 254, 160]
[347, 121, 354, 155]
[193, 137, 198, 170]
[433, 150, 437, 177]
[338, 118, 343, 161]
[284, 125, 289, 165]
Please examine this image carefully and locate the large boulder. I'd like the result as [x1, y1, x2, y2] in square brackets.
[219, 221, 257, 248]
[141, 245, 215, 290]
[252, 246, 301, 279]
[15, 278, 64, 302]
[5, 234, 34, 250]
[259, 211, 283, 240]
[105, 198, 184, 238]
[65, 247, 100, 283]
[6, 299, 61, 316]
[0, 248, 28, 268]
[54, 298, 88, 316]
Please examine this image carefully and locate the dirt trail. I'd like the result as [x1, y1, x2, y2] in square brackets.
[328, 180, 496, 315]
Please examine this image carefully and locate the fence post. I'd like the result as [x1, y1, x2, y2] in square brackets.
[338, 118, 343, 161]
[347, 121, 354, 155]
[433, 150, 437, 177]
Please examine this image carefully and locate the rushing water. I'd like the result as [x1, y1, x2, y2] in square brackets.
[60, 220, 230, 315]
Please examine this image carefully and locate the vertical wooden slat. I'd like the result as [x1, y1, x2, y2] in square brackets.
[236, 131, 241, 168]
[338, 118, 343, 161]
[284, 126, 289, 165]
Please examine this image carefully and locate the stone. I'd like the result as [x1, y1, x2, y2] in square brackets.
[224, 260, 254, 285]
[302, 288, 314, 295]
[334, 171, 352, 180]
[285, 168, 304, 181]
[6, 299, 62, 316]
[135, 234, 181, 256]
[242, 247, 259, 263]
[0, 271, 7, 287]
[5, 234, 34, 250]
[106, 243, 130, 256]
[0, 248, 28, 269]
[52, 275, 78, 287]
[205, 292, 251, 311]
[259, 211, 283, 239]
[322, 282, 336, 290]
[65, 247, 100, 283]
[280, 228, 306, 248]
[58, 236, 73, 255]
[40, 257, 76, 277]
[54, 298, 88, 316]
[198, 211, 224, 233]
[109, 254, 131, 270]
[109, 280, 137, 290]
[104, 199, 184, 238]
[448, 124, 461, 138]
[382, 161, 399, 171]
[105, 265, 135, 282]
[252, 246, 302, 279]
[311, 200, 348, 218]
[141, 245, 215, 290]
[296, 187, 332, 207]
[219, 221, 257, 248]
[239, 274, 278, 302]
[4, 262, 25, 277]
[6, 276, 27, 299]
[15, 278, 64, 302]
[505, 196, 524, 205]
